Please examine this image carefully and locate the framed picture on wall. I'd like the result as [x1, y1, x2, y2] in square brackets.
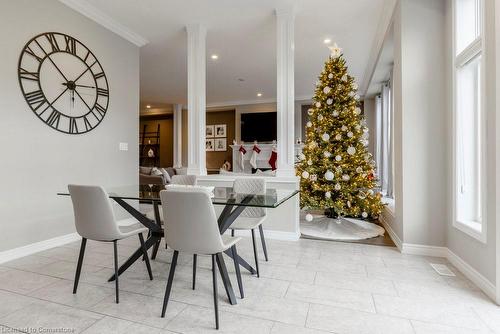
[215, 124, 226, 137]
[206, 139, 215, 151]
[206, 125, 215, 138]
[215, 138, 227, 151]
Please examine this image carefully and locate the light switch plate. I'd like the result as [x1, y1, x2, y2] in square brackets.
[119, 142, 128, 151]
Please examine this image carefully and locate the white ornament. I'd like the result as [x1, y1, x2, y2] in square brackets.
[310, 174, 317, 181]
[322, 133, 330, 141]
[328, 73, 334, 79]
[361, 212, 368, 218]
[327, 98, 333, 105]
[324, 151, 332, 158]
[354, 107, 361, 115]
[335, 134, 342, 140]
[306, 121, 312, 128]
[347, 201, 351, 208]
[359, 192, 366, 199]
[307, 159, 313, 166]
[355, 94, 360, 100]
[352, 83, 358, 90]
[315, 102, 321, 108]
[356, 167, 363, 173]
[347, 131, 353, 138]
[335, 155, 342, 161]
[301, 171, 310, 179]
[341, 125, 348, 131]
[368, 189, 374, 195]
[325, 191, 331, 198]
[355, 125, 361, 131]
[342, 174, 350, 181]
[299, 153, 306, 161]
[324, 170, 334, 181]
[305, 214, 314, 222]
[332, 111, 339, 117]
[318, 115, 324, 121]
[342, 75, 348, 81]
[347, 146, 356, 155]
[307, 108, 313, 115]
[334, 183, 341, 190]
[323, 86, 332, 94]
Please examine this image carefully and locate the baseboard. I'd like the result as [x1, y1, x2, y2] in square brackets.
[228, 229, 300, 241]
[0, 232, 80, 265]
[446, 248, 496, 302]
[401, 243, 448, 257]
[379, 214, 402, 250]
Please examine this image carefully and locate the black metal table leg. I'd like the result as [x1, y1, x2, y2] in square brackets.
[223, 248, 257, 275]
[108, 235, 160, 282]
[216, 253, 237, 305]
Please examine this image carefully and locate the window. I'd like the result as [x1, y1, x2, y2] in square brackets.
[375, 73, 394, 199]
[453, 0, 486, 242]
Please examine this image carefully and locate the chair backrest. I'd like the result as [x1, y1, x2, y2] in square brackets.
[233, 178, 267, 218]
[68, 184, 122, 241]
[171, 175, 197, 185]
[160, 188, 225, 254]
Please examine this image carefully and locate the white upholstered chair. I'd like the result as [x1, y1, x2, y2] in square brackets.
[68, 184, 153, 303]
[159, 188, 243, 329]
[229, 178, 268, 277]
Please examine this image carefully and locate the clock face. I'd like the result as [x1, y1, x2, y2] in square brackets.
[18, 32, 109, 134]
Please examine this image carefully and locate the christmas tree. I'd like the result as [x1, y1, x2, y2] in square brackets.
[296, 43, 384, 219]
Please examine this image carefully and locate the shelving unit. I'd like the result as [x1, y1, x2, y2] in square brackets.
[139, 124, 160, 166]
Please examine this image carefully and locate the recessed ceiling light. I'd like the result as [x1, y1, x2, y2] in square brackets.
[238, 78, 245, 82]
[257, 93, 262, 97]
[323, 38, 331, 44]
[146, 105, 151, 109]
[211, 54, 219, 60]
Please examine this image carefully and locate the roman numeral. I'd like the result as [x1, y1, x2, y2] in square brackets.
[92, 103, 106, 121]
[46, 110, 61, 128]
[69, 118, 79, 134]
[97, 88, 108, 97]
[19, 68, 39, 81]
[24, 46, 43, 63]
[25, 90, 45, 110]
[94, 72, 105, 80]
[83, 115, 92, 131]
[64, 35, 77, 55]
[46, 33, 60, 52]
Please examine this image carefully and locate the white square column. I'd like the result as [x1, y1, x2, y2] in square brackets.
[173, 103, 183, 168]
[275, 7, 296, 177]
[186, 24, 207, 175]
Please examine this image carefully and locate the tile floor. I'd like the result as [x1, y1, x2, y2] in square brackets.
[0, 230, 499, 333]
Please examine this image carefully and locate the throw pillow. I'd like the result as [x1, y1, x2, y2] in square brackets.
[139, 166, 153, 175]
[151, 167, 163, 176]
[165, 167, 176, 177]
[160, 168, 172, 183]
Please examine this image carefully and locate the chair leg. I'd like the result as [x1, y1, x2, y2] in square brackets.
[258, 225, 269, 262]
[161, 250, 179, 318]
[151, 240, 160, 260]
[231, 245, 244, 298]
[113, 240, 119, 303]
[139, 233, 153, 280]
[192, 254, 197, 290]
[212, 254, 219, 330]
[73, 238, 87, 294]
[251, 229, 260, 278]
[231, 229, 234, 237]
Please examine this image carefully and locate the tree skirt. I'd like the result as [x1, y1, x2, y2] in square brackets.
[300, 213, 385, 241]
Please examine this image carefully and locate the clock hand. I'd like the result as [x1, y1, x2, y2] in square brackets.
[46, 55, 70, 82]
[73, 60, 97, 83]
[62, 83, 96, 89]
[73, 89, 93, 112]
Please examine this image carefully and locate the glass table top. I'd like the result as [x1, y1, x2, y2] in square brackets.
[58, 184, 299, 208]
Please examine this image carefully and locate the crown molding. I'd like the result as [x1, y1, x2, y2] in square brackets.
[58, 0, 149, 47]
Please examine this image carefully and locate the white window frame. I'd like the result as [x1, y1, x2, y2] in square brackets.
[451, 0, 487, 243]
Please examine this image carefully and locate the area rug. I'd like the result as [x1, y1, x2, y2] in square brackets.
[300, 213, 385, 241]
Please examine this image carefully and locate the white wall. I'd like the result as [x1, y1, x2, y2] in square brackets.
[392, 0, 448, 246]
[0, 0, 140, 251]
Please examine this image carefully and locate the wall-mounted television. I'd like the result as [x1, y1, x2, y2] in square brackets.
[240, 112, 277, 143]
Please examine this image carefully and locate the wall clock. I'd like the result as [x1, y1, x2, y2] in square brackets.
[18, 32, 109, 134]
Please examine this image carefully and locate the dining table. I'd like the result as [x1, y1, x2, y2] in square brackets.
[58, 184, 299, 305]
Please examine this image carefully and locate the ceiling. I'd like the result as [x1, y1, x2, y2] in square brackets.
[80, 0, 387, 107]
